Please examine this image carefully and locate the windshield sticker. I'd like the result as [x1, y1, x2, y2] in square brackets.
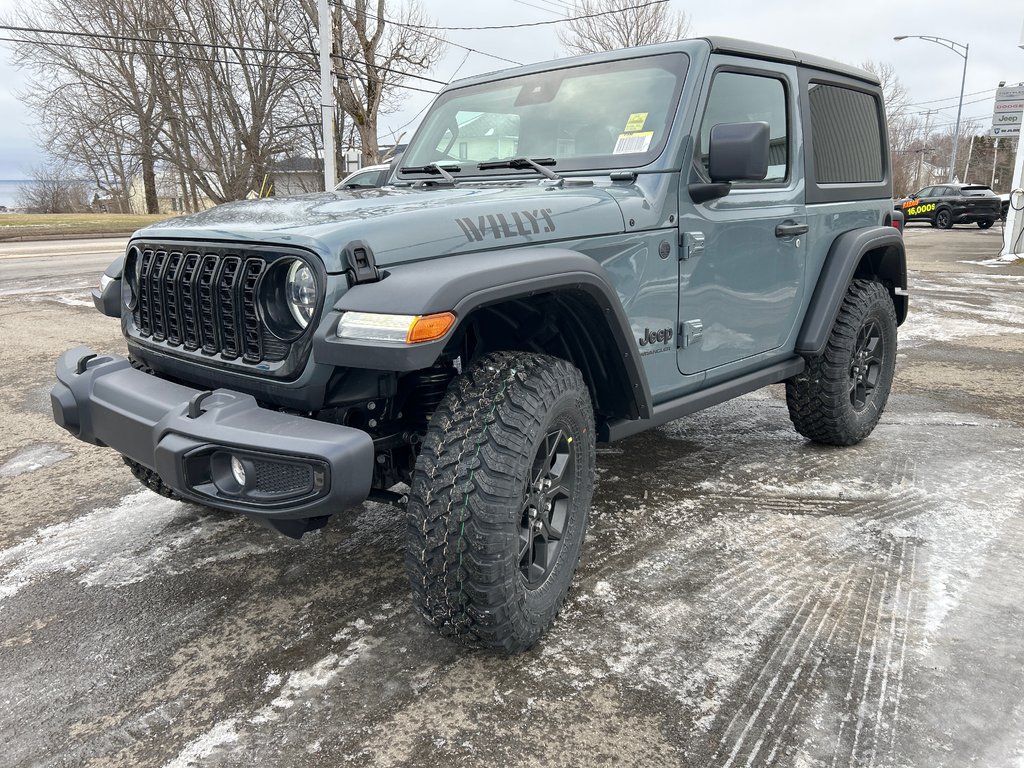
[456, 208, 555, 242]
[624, 112, 648, 132]
[613, 131, 654, 154]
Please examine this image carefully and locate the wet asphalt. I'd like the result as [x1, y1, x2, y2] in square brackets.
[0, 226, 1023, 767]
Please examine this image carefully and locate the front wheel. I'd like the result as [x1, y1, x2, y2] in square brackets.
[786, 279, 898, 446]
[406, 352, 596, 653]
[935, 208, 953, 229]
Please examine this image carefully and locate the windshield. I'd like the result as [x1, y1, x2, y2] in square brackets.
[399, 53, 688, 177]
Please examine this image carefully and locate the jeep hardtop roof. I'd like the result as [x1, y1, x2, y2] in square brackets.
[446, 36, 879, 92]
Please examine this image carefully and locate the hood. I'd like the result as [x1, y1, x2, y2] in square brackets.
[135, 183, 627, 272]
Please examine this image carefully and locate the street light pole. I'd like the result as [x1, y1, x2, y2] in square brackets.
[894, 35, 970, 183]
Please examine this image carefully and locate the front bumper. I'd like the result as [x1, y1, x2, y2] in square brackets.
[51, 347, 374, 526]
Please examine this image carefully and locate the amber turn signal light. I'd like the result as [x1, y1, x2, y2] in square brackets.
[407, 312, 456, 344]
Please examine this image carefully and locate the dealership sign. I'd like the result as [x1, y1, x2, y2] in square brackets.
[992, 85, 1024, 137]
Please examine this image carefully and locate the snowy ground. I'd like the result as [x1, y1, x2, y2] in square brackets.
[0, 226, 1023, 767]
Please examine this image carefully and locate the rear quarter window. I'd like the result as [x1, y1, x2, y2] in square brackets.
[807, 83, 885, 184]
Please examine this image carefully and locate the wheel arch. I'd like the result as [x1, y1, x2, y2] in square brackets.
[795, 226, 907, 357]
[317, 247, 652, 423]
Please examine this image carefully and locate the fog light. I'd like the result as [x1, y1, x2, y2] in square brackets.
[230, 455, 247, 486]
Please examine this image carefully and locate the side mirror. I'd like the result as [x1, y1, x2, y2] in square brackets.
[708, 121, 770, 183]
[689, 121, 770, 205]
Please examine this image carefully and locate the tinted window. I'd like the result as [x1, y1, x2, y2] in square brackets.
[699, 71, 788, 182]
[962, 186, 995, 196]
[935, 186, 952, 197]
[808, 83, 884, 184]
[918, 187, 934, 197]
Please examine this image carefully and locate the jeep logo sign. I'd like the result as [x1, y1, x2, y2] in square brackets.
[639, 327, 673, 346]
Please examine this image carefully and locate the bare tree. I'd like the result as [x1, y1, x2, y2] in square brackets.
[329, 0, 446, 164]
[557, 0, 691, 56]
[6, 0, 164, 212]
[862, 60, 919, 196]
[153, 0, 314, 203]
[16, 161, 92, 213]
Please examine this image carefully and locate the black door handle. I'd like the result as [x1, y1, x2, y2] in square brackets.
[775, 222, 809, 238]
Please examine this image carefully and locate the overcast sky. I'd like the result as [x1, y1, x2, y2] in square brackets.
[0, 0, 1022, 179]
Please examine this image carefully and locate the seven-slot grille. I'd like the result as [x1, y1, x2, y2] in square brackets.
[131, 247, 285, 364]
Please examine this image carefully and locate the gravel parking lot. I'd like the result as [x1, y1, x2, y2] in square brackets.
[1, 226, 1023, 767]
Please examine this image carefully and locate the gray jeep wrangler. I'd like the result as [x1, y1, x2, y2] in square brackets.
[52, 37, 907, 653]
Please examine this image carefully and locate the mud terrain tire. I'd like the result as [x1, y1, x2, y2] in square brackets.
[786, 279, 897, 446]
[406, 351, 595, 653]
[123, 456, 181, 499]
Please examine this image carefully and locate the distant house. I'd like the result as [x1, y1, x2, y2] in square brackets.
[270, 156, 325, 197]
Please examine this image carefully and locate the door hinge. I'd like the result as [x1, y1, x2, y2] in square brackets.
[679, 319, 703, 348]
[679, 231, 705, 260]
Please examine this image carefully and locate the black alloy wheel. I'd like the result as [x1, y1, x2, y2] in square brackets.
[936, 208, 953, 229]
[520, 428, 575, 587]
[849, 319, 884, 411]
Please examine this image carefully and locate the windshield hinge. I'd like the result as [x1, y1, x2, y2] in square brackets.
[342, 240, 380, 285]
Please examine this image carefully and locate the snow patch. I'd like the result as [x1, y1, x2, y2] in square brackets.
[0, 444, 70, 478]
[0, 490, 265, 603]
[261, 672, 283, 693]
[163, 718, 239, 768]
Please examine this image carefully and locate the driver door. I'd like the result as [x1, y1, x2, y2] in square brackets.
[677, 64, 806, 376]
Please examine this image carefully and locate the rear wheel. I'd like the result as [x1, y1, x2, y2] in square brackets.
[978, 219, 995, 229]
[786, 279, 897, 446]
[935, 208, 953, 229]
[406, 352, 595, 653]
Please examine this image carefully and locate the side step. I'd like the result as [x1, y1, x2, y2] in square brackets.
[599, 356, 805, 442]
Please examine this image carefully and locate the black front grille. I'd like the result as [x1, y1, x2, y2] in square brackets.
[130, 245, 290, 365]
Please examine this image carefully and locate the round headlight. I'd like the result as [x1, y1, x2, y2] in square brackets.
[285, 260, 317, 329]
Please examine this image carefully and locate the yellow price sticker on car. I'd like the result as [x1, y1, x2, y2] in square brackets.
[624, 112, 648, 132]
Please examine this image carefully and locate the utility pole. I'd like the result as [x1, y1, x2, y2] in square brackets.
[962, 134, 976, 181]
[318, 0, 337, 190]
[991, 138, 1000, 189]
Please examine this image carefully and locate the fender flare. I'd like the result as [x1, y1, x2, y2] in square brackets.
[795, 226, 907, 357]
[313, 247, 653, 420]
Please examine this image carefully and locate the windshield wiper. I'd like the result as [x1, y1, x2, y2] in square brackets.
[477, 157, 563, 184]
[399, 162, 461, 184]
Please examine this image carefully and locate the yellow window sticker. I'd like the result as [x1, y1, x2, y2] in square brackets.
[624, 112, 648, 132]
[613, 131, 654, 154]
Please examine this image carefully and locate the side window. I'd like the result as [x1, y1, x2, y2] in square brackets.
[698, 71, 788, 183]
[918, 187, 934, 197]
[807, 83, 884, 184]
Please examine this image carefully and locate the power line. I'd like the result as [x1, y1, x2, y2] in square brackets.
[0, 24, 441, 93]
[0, 34, 317, 73]
[0, 22, 298, 58]
[336, 0, 670, 31]
[906, 87, 994, 108]
[328, 1, 523, 67]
